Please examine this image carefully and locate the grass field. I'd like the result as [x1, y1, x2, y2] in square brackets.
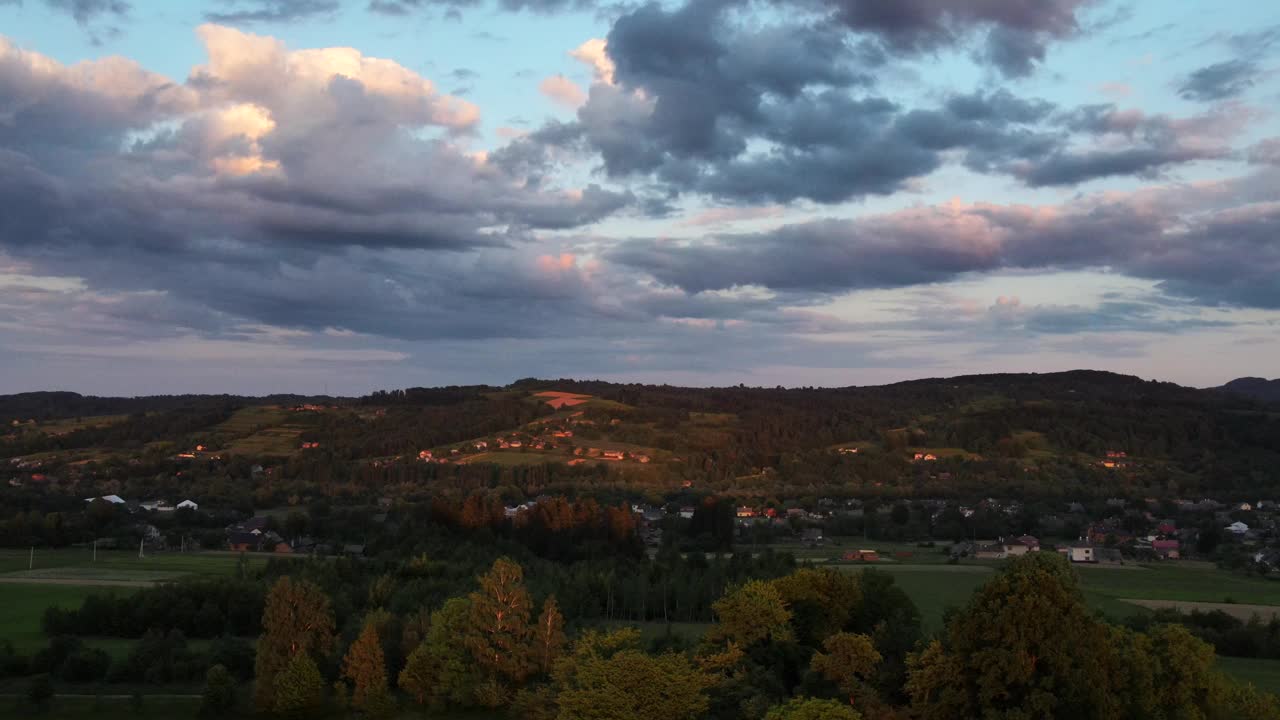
[0, 584, 130, 653]
[1075, 562, 1280, 620]
[0, 696, 201, 720]
[0, 549, 270, 576]
[0, 549, 272, 654]
[1216, 656, 1280, 695]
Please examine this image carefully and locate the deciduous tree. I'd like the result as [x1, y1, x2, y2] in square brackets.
[253, 577, 335, 712]
[466, 558, 534, 704]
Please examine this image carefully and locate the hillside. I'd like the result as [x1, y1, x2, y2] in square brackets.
[1218, 377, 1280, 404]
[3, 371, 1280, 500]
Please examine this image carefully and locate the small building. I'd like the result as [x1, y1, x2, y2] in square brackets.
[1152, 539, 1180, 559]
[1058, 541, 1095, 563]
[1227, 521, 1250, 535]
[975, 543, 1007, 560]
[843, 550, 879, 562]
[85, 495, 126, 505]
[176, 499, 198, 510]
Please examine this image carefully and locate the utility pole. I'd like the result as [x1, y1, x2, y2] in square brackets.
[29, 546, 33, 570]
[138, 537, 144, 559]
[93, 539, 97, 562]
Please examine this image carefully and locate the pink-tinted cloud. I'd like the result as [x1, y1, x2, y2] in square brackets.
[539, 74, 587, 108]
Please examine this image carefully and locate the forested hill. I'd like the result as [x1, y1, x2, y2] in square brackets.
[1218, 377, 1280, 404]
[4, 371, 1280, 499]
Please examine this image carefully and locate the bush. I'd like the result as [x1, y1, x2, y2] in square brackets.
[59, 648, 111, 683]
[199, 664, 238, 718]
[26, 674, 54, 706]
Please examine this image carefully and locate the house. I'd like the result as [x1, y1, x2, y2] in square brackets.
[736, 506, 757, 518]
[1105, 450, 1127, 458]
[418, 450, 433, 460]
[838, 447, 859, 455]
[85, 495, 126, 505]
[1238, 502, 1254, 512]
[227, 532, 261, 552]
[510, 441, 523, 449]
[678, 506, 695, 519]
[1058, 541, 1096, 563]
[913, 453, 938, 461]
[140, 500, 172, 512]
[602, 451, 625, 461]
[975, 543, 1007, 560]
[474, 441, 488, 450]
[1227, 521, 1250, 535]
[176, 499, 198, 511]
[1152, 539, 1180, 559]
[843, 550, 879, 562]
[635, 455, 651, 464]
[300, 441, 320, 449]
[1013, 535, 1040, 552]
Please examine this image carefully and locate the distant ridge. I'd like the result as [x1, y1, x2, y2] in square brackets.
[1217, 377, 1280, 404]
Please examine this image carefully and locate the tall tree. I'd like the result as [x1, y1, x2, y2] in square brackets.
[342, 619, 393, 718]
[708, 579, 792, 648]
[253, 577, 336, 712]
[199, 664, 237, 718]
[533, 595, 567, 675]
[466, 558, 535, 705]
[399, 598, 481, 710]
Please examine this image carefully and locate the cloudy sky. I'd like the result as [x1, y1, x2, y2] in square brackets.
[0, 0, 1277, 395]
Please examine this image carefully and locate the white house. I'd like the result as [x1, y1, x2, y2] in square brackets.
[1227, 521, 1250, 535]
[176, 499, 198, 511]
[85, 495, 126, 504]
[1058, 541, 1095, 563]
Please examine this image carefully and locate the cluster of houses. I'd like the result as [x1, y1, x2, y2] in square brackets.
[84, 495, 199, 514]
[413, 426, 653, 466]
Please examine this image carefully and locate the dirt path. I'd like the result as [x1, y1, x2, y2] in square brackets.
[1122, 598, 1280, 621]
[0, 577, 160, 588]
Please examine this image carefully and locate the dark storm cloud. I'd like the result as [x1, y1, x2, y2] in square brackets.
[502, 0, 1226, 206]
[1178, 59, 1260, 102]
[206, 0, 340, 24]
[785, 0, 1092, 77]
[610, 182, 1280, 310]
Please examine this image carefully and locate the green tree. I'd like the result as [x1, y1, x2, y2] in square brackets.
[342, 620, 393, 719]
[709, 579, 793, 648]
[810, 632, 880, 708]
[399, 598, 481, 709]
[765, 697, 863, 720]
[555, 629, 712, 720]
[253, 577, 336, 712]
[466, 558, 535, 705]
[772, 568, 862, 647]
[272, 652, 323, 720]
[906, 552, 1115, 720]
[199, 664, 237, 718]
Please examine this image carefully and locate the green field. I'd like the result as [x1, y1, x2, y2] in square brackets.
[0, 549, 270, 576]
[0, 584, 131, 653]
[0, 696, 201, 720]
[1215, 656, 1280, 696]
[1075, 562, 1280, 619]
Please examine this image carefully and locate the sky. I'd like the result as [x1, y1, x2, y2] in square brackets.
[0, 0, 1277, 396]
